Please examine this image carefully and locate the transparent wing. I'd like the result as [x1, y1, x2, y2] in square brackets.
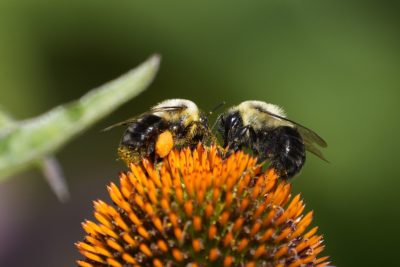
[151, 106, 186, 112]
[303, 138, 329, 162]
[295, 124, 327, 147]
[102, 106, 185, 132]
[262, 110, 328, 162]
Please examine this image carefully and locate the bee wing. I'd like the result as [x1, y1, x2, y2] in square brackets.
[150, 106, 186, 112]
[263, 110, 328, 162]
[302, 138, 329, 162]
[294, 123, 327, 147]
[102, 106, 185, 132]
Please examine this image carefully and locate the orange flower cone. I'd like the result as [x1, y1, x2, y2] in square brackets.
[76, 145, 330, 267]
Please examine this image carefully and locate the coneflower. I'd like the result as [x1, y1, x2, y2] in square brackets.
[76, 145, 330, 267]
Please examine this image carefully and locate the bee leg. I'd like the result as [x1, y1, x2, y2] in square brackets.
[218, 111, 244, 149]
[146, 136, 156, 156]
[263, 126, 306, 179]
[231, 125, 254, 150]
[216, 113, 226, 142]
[224, 125, 253, 159]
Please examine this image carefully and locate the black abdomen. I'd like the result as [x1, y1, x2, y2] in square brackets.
[256, 126, 305, 179]
[119, 114, 168, 162]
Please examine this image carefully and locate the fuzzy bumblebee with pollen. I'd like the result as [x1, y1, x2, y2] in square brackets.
[105, 99, 211, 165]
[218, 100, 328, 179]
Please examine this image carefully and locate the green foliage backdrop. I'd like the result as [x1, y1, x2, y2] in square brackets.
[0, 1, 399, 267]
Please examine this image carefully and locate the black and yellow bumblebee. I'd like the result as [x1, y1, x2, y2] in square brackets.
[217, 100, 328, 179]
[105, 99, 212, 165]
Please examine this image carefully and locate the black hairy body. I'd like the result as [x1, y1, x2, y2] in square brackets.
[112, 99, 211, 165]
[119, 114, 167, 161]
[219, 111, 305, 178]
[218, 101, 327, 179]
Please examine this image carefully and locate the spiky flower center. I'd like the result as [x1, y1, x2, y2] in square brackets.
[76, 145, 329, 267]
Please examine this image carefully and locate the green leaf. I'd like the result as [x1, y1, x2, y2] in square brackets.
[0, 107, 16, 131]
[0, 54, 160, 181]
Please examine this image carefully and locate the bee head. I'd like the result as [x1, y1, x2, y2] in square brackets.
[199, 112, 209, 127]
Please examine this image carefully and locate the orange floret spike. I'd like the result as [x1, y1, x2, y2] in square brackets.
[237, 238, 249, 252]
[288, 259, 302, 267]
[250, 220, 262, 237]
[139, 243, 153, 257]
[160, 198, 170, 212]
[157, 239, 169, 252]
[175, 187, 184, 204]
[209, 248, 221, 261]
[172, 248, 184, 262]
[254, 244, 266, 259]
[233, 217, 245, 232]
[122, 233, 137, 247]
[260, 228, 274, 242]
[76, 145, 330, 267]
[100, 225, 118, 239]
[205, 203, 214, 218]
[315, 256, 330, 265]
[197, 187, 206, 204]
[208, 224, 217, 240]
[122, 253, 136, 264]
[192, 238, 204, 252]
[245, 262, 256, 267]
[76, 242, 96, 255]
[184, 201, 194, 217]
[174, 227, 183, 243]
[274, 227, 292, 243]
[82, 220, 102, 236]
[106, 258, 122, 267]
[81, 251, 105, 264]
[137, 226, 150, 239]
[128, 211, 142, 226]
[316, 262, 331, 267]
[193, 216, 202, 231]
[305, 227, 319, 239]
[219, 211, 230, 225]
[239, 197, 250, 212]
[152, 216, 164, 232]
[153, 259, 163, 267]
[77, 260, 93, 267]
[169, 212, 179, 228]
[274, 245, 289, 259]
[223, 232, 234, 247]
[85, 236, 102, 247]
[223, 255, 234, 267]
[107, 239, 124, 253]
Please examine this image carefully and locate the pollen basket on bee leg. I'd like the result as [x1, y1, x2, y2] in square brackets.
[155, 131, 174, 158]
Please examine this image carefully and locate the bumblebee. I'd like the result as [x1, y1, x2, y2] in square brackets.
[217, 100, 328, 179]
[106, 99, 211, 165]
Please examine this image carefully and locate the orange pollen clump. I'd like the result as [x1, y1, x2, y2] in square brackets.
[155, 130, 174, 158]
[76, 144, 330, 267]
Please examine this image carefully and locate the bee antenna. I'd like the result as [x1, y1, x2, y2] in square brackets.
[101, 118, 136, 132]
[208, 101, 226, 116]
[208, 101, 226, 132]
[210, 114, 223, 132]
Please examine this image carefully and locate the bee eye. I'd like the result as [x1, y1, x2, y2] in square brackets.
[223, 114, 239, 128]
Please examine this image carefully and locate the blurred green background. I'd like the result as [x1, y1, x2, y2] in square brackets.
[0, 1, 399, 266]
